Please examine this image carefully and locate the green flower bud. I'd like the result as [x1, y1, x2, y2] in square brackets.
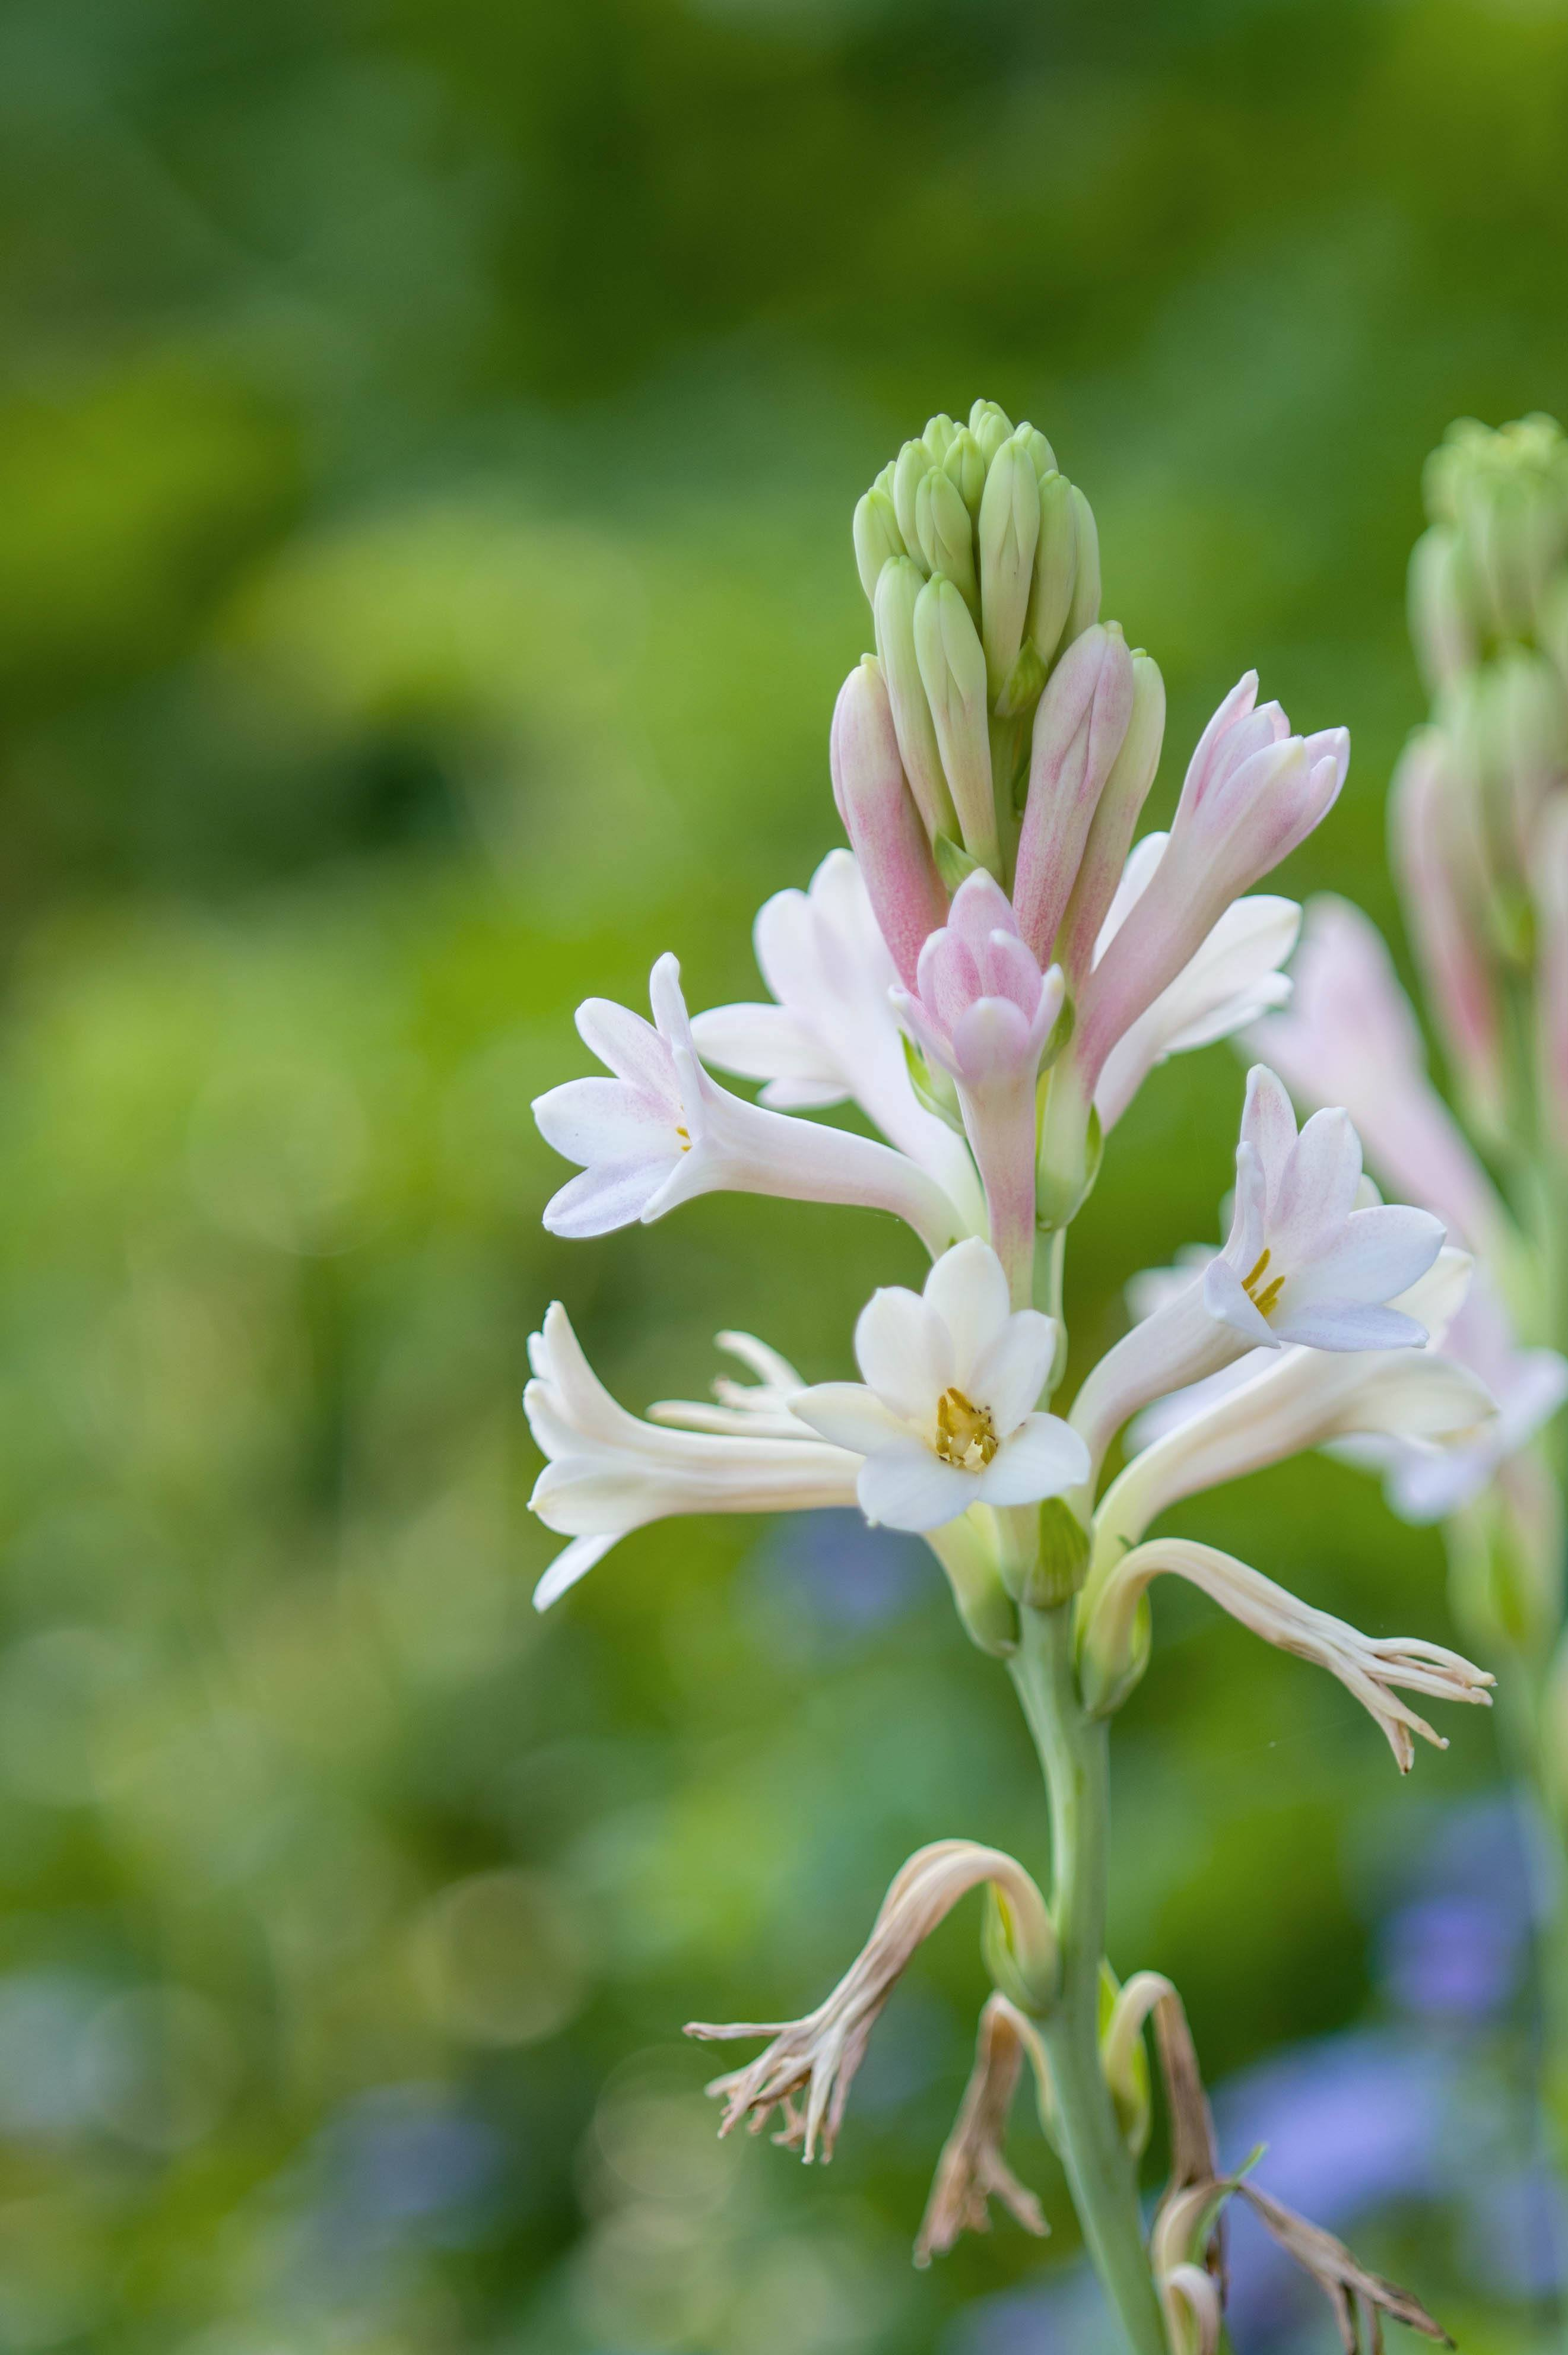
[969, 397, 1014, 469]
[978, 436, 1043, 696]
[893, 437, 934, 552]
[914, 573, 999, 875]
[1062, 485, 1102, 643]
[874, 556, 958, 841]
[943, 426, 987, 517]
[982, 1880, 1060, 2017]
[873, 458, 897, 503]
[1008, 1497, 1091, 1609]
[853, 487, 906, 606]
[1408, 523, 1477, 694]
[1015, 422, 1058, 480]
[1026, 470, 1080, 666]
[916, 466, 979, 615]
[922, 410, 957, 462]
[1424, 412, 1568, 644]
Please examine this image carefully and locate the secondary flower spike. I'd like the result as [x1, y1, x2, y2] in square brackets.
[792, 1238, 1088, 1531]
[532, 953, 969, 1255]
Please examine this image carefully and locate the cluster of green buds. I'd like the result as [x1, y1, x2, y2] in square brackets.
[1397, 415, 1568, 1144]
[853, 399, 1109, 887]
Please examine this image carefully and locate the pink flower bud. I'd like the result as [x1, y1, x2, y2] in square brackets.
[1072, 672, 1348, 1092]
[830, 659, 949, 989]
[1011, 623, 1135, 963]
[1533, 792, 1568, 1151]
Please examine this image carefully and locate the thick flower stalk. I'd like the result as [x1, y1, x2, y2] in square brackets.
[523, 396, 1472, 2354]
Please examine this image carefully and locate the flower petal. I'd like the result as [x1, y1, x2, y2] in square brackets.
[1238, 1064, 1299, 1192]
[534, 1535, 618, 1610]
[576, 997, 676, 1097]
[542, 1159, 672, 1237]
[689, 1002, 843, 1095]
[923, 1239, 1012, 1382]
[1271, 1301, 1429, 1351]
[977, 1414, 1091, 1505]
[1274, 1105, 1362, 1253]
[855, 1285, 955, 1421]
[966, 1310, 1057, 1434]
[790, 1382, 906, 1456]
[533, 1075, 677, 1166]
[1284, 1204, 1446, 1315]
[856, 1443, 977, 1531]
[1202, 1256, 1278, 1347]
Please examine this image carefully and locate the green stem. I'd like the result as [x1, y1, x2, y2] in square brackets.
[1009, 1601, 1168, 2355]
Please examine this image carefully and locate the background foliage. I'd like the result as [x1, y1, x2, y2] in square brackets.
[2, 1, 1567, 2347]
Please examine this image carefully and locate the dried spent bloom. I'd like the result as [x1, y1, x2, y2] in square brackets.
[1078, 1536, 1495, 1768]
[913, 1992, 1048, 2267]
[686, 1840, 1055, 2163]
[792, 1239, 1088, 1531]
[532, 951, 970, 1255]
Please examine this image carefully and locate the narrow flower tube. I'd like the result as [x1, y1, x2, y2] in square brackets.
[1011, 623, 1135, 965]
[1247, 893, 1514, 1265]
[685, 1840, 1055, 2163]
[524, 1306, 863, 1607]
[1068, 1067, 1446, 1480]
[1080, 1536, 1495, 1766]
[830, 659, 951, 989]
[915, 574, 999, 874]
[1071, 674, 1349, 1096]
[873, 557, 960, 841]
[891, 874, 1068, 1295]
[1089, 1251, 1494, 1561]
[1389, 729, 1506, 1138]
[534, 953, 971, 1255]
[913, 1993, 1049, 2266]
[690, 849, 985, 1224]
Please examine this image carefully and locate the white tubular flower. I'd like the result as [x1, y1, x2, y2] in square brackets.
[1338, 1272, 1568, 1524]
[1090, 833, 1299, 1132]
[913, 1992, 1049, 2267]
[688, 850, 983, 1222]
[791, 1239, 1088, 1532]
[532, 953, 971, 1255]
[1079, 1536, 1494, 1769]
[1246, 893, 1513, 1263]
[525, 1305, 862, 1608]
[1092, 1251, 1496, 1559]
[685, 1839, 1055, 2164]
[1069, 1067, 1447, 1475]
[892, 871, 1067, 1294]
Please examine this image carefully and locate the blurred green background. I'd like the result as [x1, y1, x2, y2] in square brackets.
[2, 1, 1567, 2348]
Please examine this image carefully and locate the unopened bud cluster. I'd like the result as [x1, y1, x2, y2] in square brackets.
[1398, 414, 1568, 1142]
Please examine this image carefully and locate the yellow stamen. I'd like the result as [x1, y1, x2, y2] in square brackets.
[675, 1125, 691, 1151]
[935, 1388, 999, 1470]
[1252, 1274, 1285, 1319]
[1241, 1247, 1272, 1298]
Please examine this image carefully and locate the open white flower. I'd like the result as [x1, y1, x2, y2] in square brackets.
[1091, 834, 1300, 1132]
[525, 1305, 861, 1607]
[1070, 1067, 1447, 1474]
[791, 1239, 1088, 1532]
[689, 850, 983, 1220]
[1091, 1251, 1497, 1559]
[533, 952, 971, 1255]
